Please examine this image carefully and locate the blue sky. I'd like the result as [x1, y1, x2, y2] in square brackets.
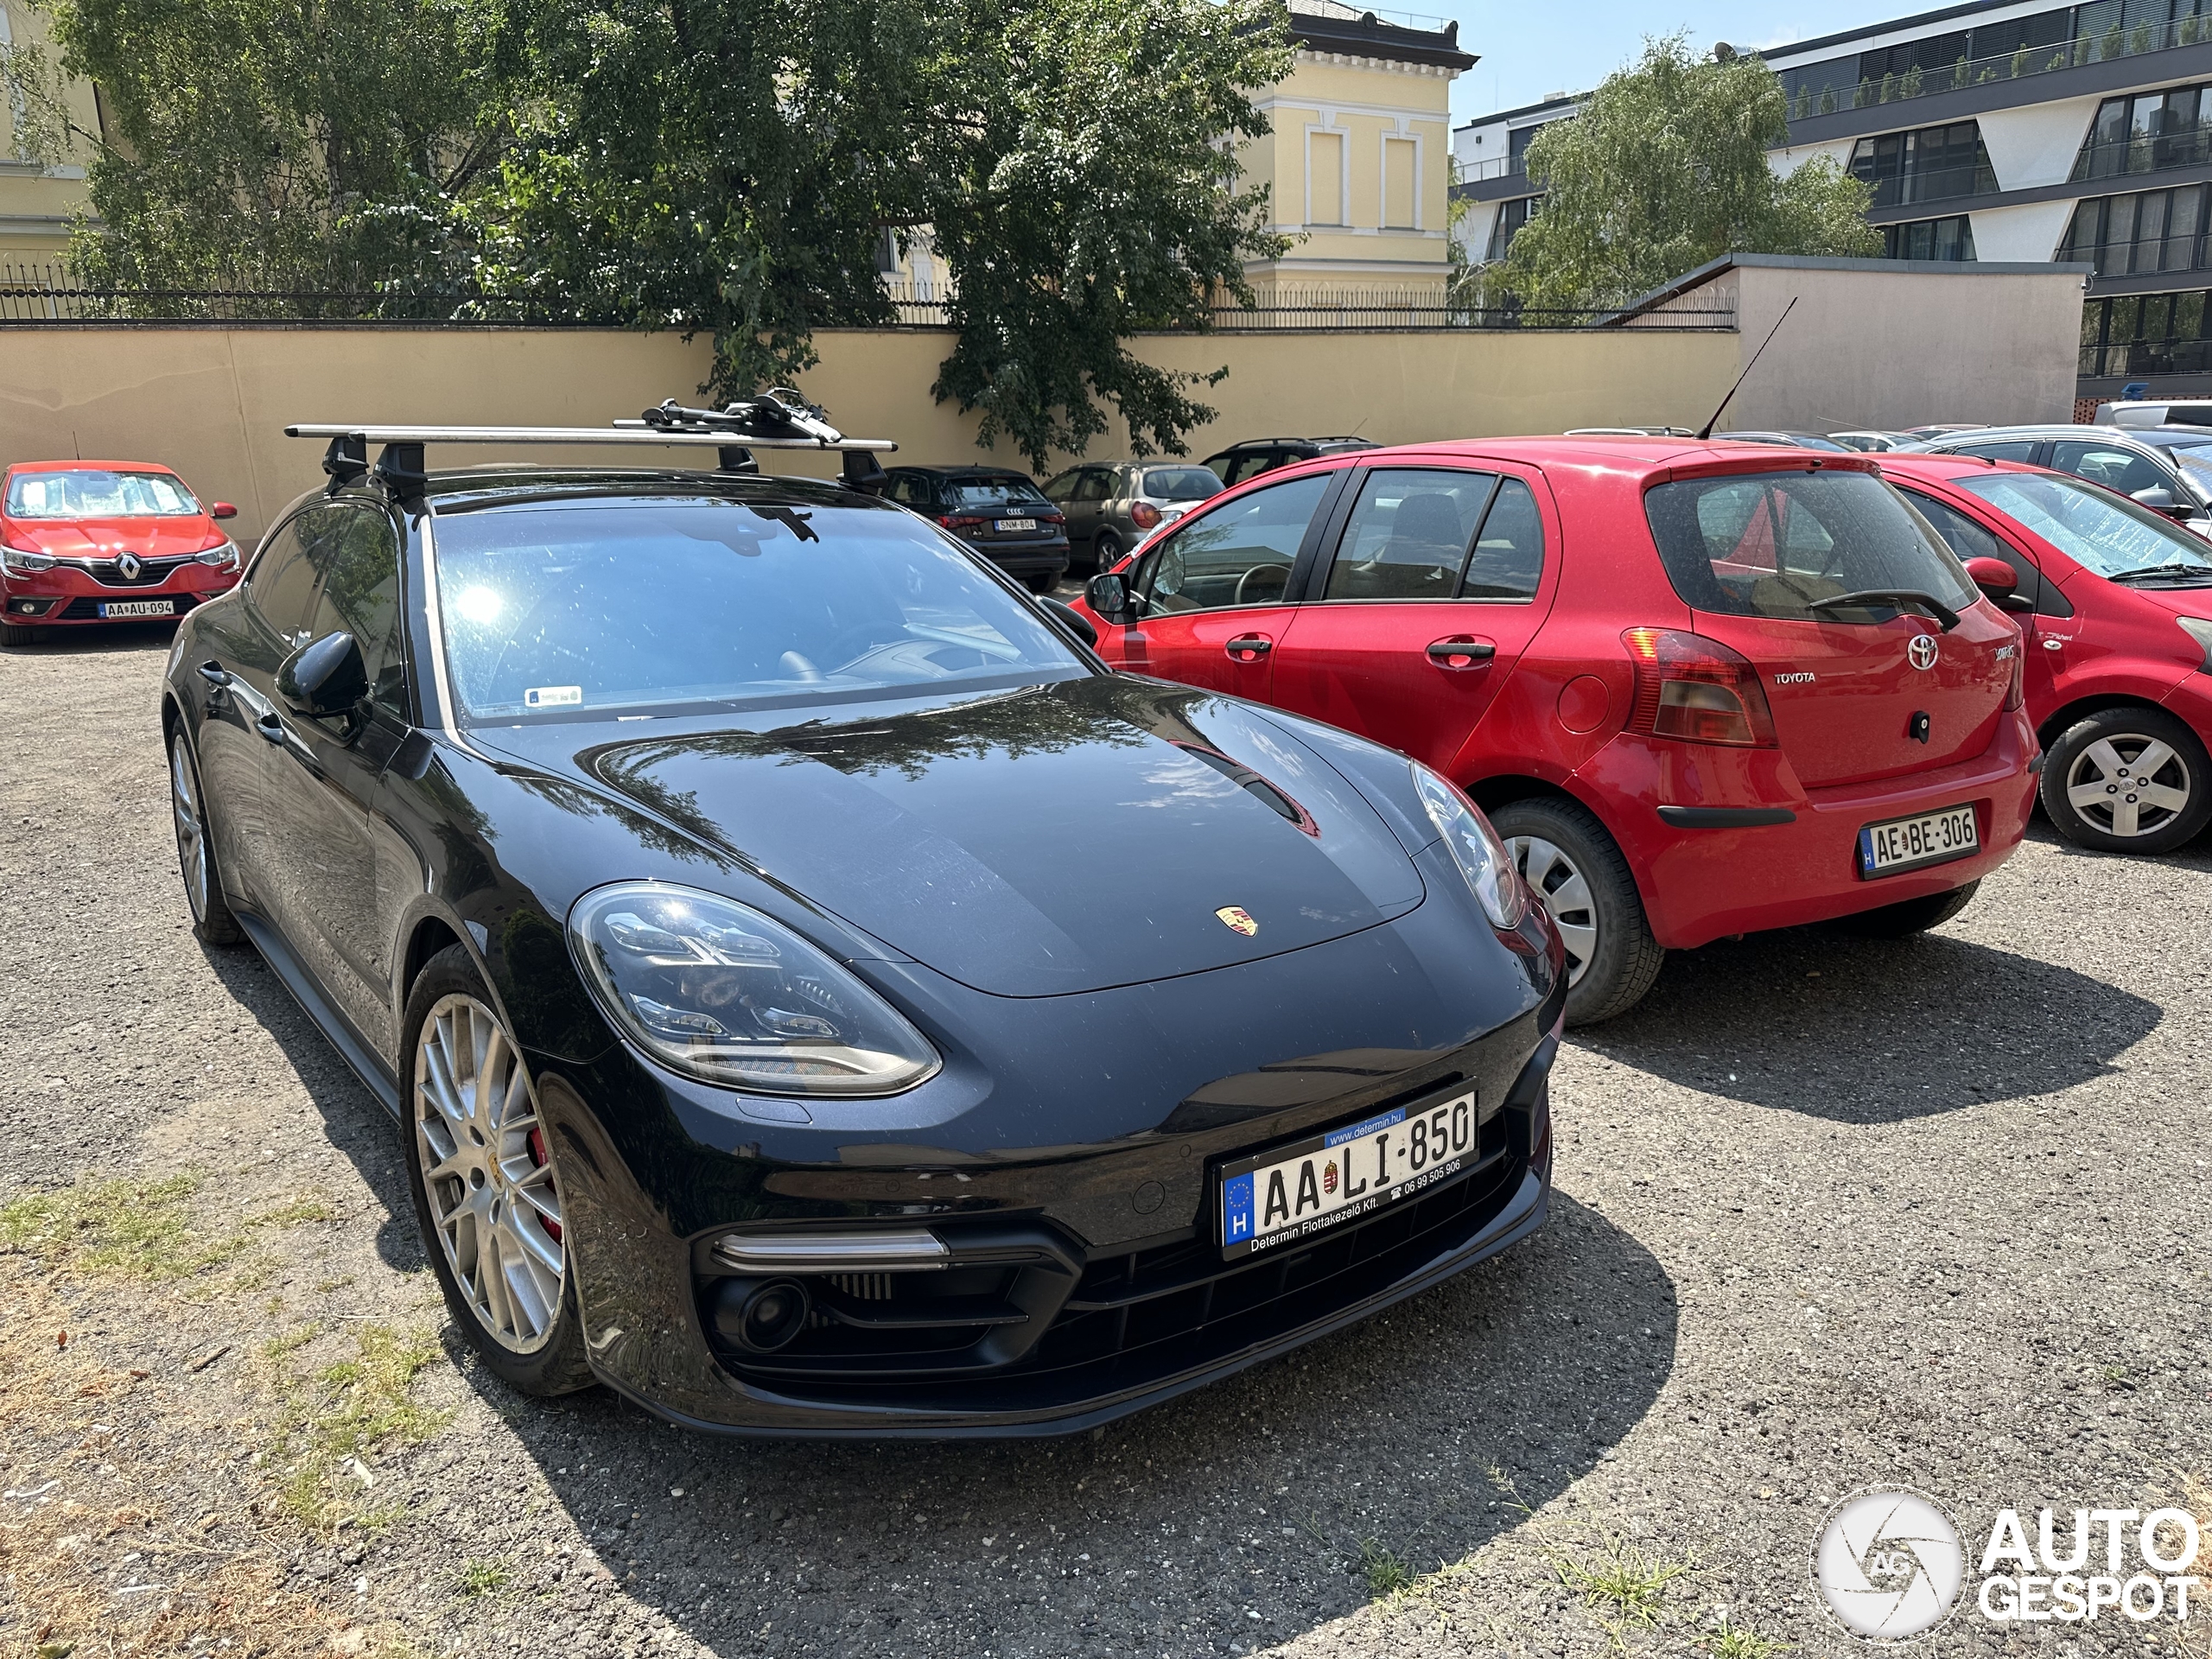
[1434, 2, 1927, 124]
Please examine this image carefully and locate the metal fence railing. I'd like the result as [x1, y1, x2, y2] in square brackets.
[1, 266, 1735, 334]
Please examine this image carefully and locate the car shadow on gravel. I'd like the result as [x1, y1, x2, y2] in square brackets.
[448, 1192, 1669, 1658]
[1580, 925, 2161, 1122]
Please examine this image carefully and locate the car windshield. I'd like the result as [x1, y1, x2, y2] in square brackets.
[4, 470, 200, 518]
[945, 476, 1047, 510]
[1141, 467, 1222, 501]
[2151, 437, 2212, 493]
[1644, 470, 1978, 621]
[431, 496, 1084, 722]
[1955, 473, 2212, 579]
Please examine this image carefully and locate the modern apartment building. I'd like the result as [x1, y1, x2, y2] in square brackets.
[0, 0, 99, 258]
[1453, 0, 2212, 403]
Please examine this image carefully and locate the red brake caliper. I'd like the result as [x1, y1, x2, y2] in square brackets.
[526, 1127, 563, 1242]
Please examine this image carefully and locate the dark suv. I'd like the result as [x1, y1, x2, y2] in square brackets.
[884, 465, 1069, 591]
[1203, 436, 1379, 487]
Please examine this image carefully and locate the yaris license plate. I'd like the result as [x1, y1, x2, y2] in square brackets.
[995, 518, 1037, 533]
[1856, 804, 1978, 879]
[99, 599, 175, 618]
[1218, 1091, 1476, 1260]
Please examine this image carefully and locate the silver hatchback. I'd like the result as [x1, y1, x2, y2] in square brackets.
[1041, 461, 1224, 572]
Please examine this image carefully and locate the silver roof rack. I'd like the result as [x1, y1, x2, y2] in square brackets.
[286, 424, 895, 451]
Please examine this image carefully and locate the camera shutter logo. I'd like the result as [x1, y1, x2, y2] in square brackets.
[1813, 1488, 1966, 1641]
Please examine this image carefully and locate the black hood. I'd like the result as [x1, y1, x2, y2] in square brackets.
[474, 677, 1427, 996]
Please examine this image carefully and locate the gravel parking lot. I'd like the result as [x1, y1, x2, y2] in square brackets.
[3, 623, 2208, 1659]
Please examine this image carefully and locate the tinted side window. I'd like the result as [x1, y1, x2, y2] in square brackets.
[246, 508, 329, 645]
[1073, 470, 1113, 503]
[304, 506, 407, 717]
[1132, 474, 1329, 615]
[1325, 469, 1494, 601]
[888, 474, 933, 508]
[1463, 478, 1546, 599]
[1952, 440, 2041, 462]
[1040, 469, 1079, 504]
[1224, 452, 1278, 486]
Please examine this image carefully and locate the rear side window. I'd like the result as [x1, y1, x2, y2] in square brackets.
[1952, 440, 2039, 463]
[1141, 467, 1221, 501]
[1643, 471, 1975, 622]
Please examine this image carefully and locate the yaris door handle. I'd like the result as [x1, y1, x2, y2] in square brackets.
[1224, 634, 1274, 662]
[1426, 639, 1497, 669]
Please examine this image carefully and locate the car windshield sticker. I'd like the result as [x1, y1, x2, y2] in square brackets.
[524, 685, 583, 709]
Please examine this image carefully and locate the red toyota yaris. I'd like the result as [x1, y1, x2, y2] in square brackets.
[1, 461, 243, 645]
[1073, 437, 2038, 1024]
[1879, 454, 2212, 855]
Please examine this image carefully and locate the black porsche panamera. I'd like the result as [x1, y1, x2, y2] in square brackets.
[160, 430, 1565, 1436]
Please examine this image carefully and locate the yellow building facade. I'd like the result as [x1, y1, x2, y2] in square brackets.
[0, 0, 99, 262]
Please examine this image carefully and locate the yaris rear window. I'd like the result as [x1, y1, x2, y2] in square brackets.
[1643, 470, 1975, 622]
[5, 471, 200, 518]
[430, 498, 1084, 722]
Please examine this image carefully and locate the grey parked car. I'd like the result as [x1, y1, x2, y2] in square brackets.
[1040, 461, 1224, 572]
[1903, 424, 2212, 537]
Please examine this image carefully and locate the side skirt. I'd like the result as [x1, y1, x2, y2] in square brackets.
[235, 912, 404, 1120]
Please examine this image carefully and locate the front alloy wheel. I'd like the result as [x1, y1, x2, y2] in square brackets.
[1490, 796, 1663, 1027]
[2042, 707, 2212, 855]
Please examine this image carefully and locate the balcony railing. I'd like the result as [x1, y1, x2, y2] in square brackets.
[2082, 334, 2212, 377]
[1454, 155, 1529, 185]
[1785, 13, 2212, 120]
[2074, 125, 2212, 181]
[1859, 161, 2000, 208]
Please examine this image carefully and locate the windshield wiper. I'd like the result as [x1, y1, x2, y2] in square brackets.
[2108, 561, 2212, 584]
[1808, 589, 1961, 631]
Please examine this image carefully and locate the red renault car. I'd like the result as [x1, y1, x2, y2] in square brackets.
[1878, 453, 2212, 856]
[1, 460, 243, 645]
[1073, 437, 2037, 1023]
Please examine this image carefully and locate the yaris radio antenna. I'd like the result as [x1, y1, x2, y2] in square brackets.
[1697, 296, 1799, 441]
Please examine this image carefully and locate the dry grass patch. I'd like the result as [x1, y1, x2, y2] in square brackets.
[258, 1323, 452, 1534]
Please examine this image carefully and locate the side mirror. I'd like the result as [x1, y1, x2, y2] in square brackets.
[1961, 556, 2031, 613]
[1084, 571, 1137, 624]
[278, 631, 368, 719]
[2131, 485, 2194, 520]
[210, 502, 238, 520]
[1039, 595, 1098, 648]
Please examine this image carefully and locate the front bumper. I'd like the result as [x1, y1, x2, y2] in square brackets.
[3, 561, 238, 626]
[531, 889, 1564, 1436]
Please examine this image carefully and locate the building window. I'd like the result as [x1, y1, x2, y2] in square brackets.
[1383, 137, 1417, 229]
[1485, 196, 1537, 263]
[1309, 130, 1344, 226]
[1781, 3, 2212, 122]
[2080, 289, 2212, 377]
[2073, 81, 2212, 180]
[2060, 184, 2209, 273]
[1884, 215, 1977, 261]
[1507, 124, 1546, 180]
[1849, 123, 1997, 208]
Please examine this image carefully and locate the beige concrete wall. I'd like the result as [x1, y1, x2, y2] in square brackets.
[0, 322, 1742, 543]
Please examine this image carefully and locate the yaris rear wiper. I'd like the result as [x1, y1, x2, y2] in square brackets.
[1808, 589, 1961, 631]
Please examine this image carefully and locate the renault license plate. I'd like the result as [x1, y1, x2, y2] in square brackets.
[996, 517, 1037, 533]
[1856, 804, 1978, 878]
[99, 599, 174, 618]
[1218, 1092, 1476, 1259]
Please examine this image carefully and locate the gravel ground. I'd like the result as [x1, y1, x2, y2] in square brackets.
[2, 623, 2208, 1659]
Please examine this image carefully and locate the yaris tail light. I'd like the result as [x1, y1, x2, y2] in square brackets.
[1130, 500, 1162, 531]
[1622, 627, 1778, 748]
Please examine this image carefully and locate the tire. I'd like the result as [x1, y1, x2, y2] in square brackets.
[2040, 705, 2212, 855]
[167, 730, 245, 945]
[1828, 879, 1980, 938]
[1491, 797, 1663, 1026]
[401, 945, 594, 1397]
[1092, 530, 1123, 573]
[0, 621, 36, 646]
[1023, 571, 1058, 594]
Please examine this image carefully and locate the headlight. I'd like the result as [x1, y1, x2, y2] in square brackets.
[2179, 616, 2212, 673]
[0, 544, 56, 575]
[1409, 761, 1526, 931]
[568, 882, 940, 1096]
[196, 540, 240, 569]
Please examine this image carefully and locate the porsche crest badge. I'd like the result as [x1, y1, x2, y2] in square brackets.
[1215, 906, 1259, 937]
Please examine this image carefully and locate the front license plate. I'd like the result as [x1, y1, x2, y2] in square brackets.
[995, 518, 1037, 533]
[99, 599, 175, 618]
[1218, 1092, 1477, 1259]
[1857, 804, 1978, 879]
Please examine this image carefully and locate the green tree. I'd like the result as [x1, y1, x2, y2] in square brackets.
[1500, 35, 1878, 309]
[1, 0, 508, 298]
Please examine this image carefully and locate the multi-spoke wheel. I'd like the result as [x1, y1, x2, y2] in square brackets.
[2042, 707, 2212, 855]
[401, 946, 594, 1393]
[167, 732, 242, 944]
[1490, 796, 1663, 1027]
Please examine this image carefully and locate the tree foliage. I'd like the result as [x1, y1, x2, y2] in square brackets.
[2, 0, 1291, 465]
[1501, 35, 1879, 308]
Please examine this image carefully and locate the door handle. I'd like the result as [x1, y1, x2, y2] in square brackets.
[197, 661, 232, 688]
[1224, 634, 1274, 662]
[255, 711, 284, 745]
[1427, 639, 1497, 669]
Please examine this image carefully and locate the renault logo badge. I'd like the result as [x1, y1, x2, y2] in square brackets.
[1215, 906, 1259, 937]
[1907, 633, 1939, 671]
[117, 551, 143, 581]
